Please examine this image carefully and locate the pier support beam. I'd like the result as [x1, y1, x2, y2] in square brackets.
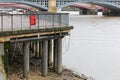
[53, 38, 62, 74]
[33, 41, 37, 57]
[0, 43, 6, 80]
[42, 40, 48, 76]
[23, 42, 30, 79]
[48, 40, 53, 68]
[36, 41, 40, 58]
[0, 43, 4, 55]
[57, 38, 62, 74]
[39, 41, 42, 59]
[53, 39, 58, 71]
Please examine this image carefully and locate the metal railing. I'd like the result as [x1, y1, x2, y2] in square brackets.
[0, 13, 69, 31]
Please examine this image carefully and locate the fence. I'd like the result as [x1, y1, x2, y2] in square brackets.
[0, 13, 69, 31]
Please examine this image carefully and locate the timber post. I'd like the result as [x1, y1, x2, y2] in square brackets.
[53, 39, 58, 71]
[57, 38, 62, 74]
[36, 41, 40, 58]
[42, 40, 48, 76]
[48, 40, 53, 68]
[39, 41, 42, 59]
[0, 43, 6, 80]
[23, 42, 30, 79]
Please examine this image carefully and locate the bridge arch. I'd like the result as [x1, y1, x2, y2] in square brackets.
[89, 2, 120, 12]
[0, 1, 48, 11]
[57, 1, 120, 12]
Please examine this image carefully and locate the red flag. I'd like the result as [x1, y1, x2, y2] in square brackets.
[30, 15, 36, 26]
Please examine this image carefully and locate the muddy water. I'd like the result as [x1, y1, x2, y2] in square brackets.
[63, 15, 120, 80]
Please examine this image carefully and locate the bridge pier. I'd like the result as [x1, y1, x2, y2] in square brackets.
[48, 0, 57, 12]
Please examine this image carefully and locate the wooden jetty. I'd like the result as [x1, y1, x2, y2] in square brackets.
[0, 13, 73, 79]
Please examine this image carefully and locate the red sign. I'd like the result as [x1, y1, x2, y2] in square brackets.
[30, 15, 36, 26]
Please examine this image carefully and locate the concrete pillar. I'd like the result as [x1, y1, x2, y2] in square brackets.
[42, 40, 48, 76]
[53, 39, 58, 71]
[48, 0, 57, 13]
[57, 38, 62, 74]
[23, 42, 30, 79]
[48, 40, 53, 68]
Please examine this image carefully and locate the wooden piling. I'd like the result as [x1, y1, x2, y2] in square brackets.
[53, 39, 58, 71]
[33, 41, 36, 57]
[48, 40, 53, 68]
[30, 42, 33, 52]
[42, 40, 48, 76]
[36, 41, 40, 58]
[57, 38, 62, 74]
[0, 43, 4, 55]
[39, 41, 42, 59]
[0, 43, 6, 80]
[23, 42, 30, 79]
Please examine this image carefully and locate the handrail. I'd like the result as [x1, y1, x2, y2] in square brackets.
[0, 13, 69, 31]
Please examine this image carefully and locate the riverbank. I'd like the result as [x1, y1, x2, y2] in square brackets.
[7, 57, 87, 80]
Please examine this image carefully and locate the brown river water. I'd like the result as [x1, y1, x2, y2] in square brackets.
[63, 15, 120, 80]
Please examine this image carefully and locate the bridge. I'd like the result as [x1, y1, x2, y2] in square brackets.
[0, 0, 119, 12]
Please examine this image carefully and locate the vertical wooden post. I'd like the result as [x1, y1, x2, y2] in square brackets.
[42, 40, 48, 76]
[57, 38, 62, 74]
[29, 42, 32, 55]
[36, 41, 40, 58]
[23, 42, 30, 79]
[0, 43, 6, 80]
[39, 41, 42, 59]
[48, 40, 53, 68]
[53, 39, 58, 71]
[0, 43, 4, 55]
[33, 41, 36, 56]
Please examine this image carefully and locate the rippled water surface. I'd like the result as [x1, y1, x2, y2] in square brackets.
[63, 15, 120, 80]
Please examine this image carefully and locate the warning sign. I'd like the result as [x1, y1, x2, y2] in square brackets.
[30, 15, 36, 26]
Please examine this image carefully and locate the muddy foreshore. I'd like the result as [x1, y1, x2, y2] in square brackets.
[7, 57, 88, 80]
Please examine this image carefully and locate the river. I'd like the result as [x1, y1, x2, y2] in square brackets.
[63, 15, 120, 80]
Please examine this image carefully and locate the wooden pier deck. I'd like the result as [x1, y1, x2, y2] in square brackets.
[0, 13, 73, 79]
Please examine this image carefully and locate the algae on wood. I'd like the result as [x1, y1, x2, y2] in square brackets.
[0, 43, 7, 80]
